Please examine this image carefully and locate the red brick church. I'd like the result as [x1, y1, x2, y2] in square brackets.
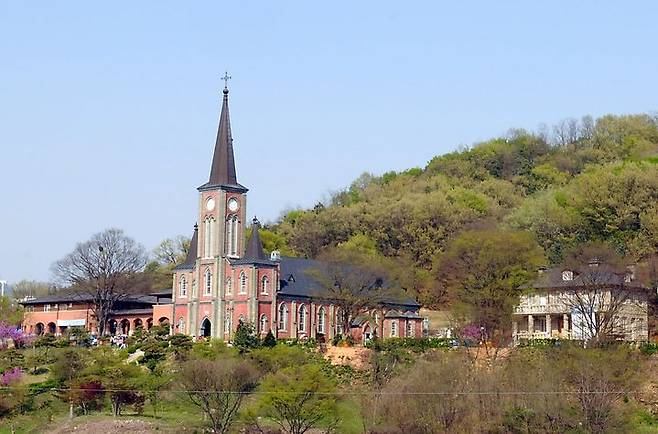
[21, 84, 424, 344]
[169, 84, 424, 343]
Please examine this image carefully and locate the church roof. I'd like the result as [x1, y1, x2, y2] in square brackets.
[277, 256, 421, 309]
[244, 218, 267, 260]
[231, 218, 278, 266]
[208, 87, 237, 186]
[173, 225, 198, 271]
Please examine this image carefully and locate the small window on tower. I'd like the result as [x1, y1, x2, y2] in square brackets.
[261, 276, 269, 295]
[204, 269, 212, 295]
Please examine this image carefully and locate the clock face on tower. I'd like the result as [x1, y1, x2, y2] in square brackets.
[205, 198, 215, 211]
[227, 198, 239, 212]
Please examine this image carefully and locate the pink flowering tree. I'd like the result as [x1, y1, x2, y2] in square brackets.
[0, 322, 29, 349]
[459, 324, 484, 347]
[1, 367, 22, 386]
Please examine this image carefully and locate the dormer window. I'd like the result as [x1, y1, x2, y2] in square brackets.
[287, 274, 295, 283]
[562, 270, 574, 281]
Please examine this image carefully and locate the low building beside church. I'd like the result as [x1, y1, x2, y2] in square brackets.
[20, 291, 172, 336]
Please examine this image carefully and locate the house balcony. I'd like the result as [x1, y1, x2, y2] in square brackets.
[515, 330, 571, 340]
[514, 304, 569, 315]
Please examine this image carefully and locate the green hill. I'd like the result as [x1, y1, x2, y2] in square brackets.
[266, 113, 658, 305]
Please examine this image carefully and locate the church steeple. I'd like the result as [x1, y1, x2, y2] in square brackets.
[244, 217, 268, 261]
[208, 79, 237, 186]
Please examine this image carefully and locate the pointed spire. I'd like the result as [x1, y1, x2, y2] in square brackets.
[244, 217, 267, 261]
[208, 82, 237, 186]
[182, 224, 198, 266]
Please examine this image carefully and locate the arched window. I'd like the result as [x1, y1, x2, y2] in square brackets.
[204, 268, 212, 295]
[179, 276, 187, 297]
[406, 320, 413, 337]
[226, 215, 239, 257]
[224, 309, 232, 334]
[390, 320, 398, 337]
[239, 272, 247, 294]
[335, 309, 343, 336]
[278, 303, 288, 331]
[225, 277, 232, 295]
[260, 315, 269, 333]
[298, 304, 307, 332]
[317, 307, 325, 334]
[261, 276, 269, 294]
[178, 317, 185, 334]
[204, 217, 215, 258]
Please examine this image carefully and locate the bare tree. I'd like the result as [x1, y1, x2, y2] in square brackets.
[560, 246, 647, 345]
[310, 249, 395, 338]
[10, 280, 52, 301]
[153, 235, 190, 266]
[181, 356, 258, 434]
[52, 228, 148, 336]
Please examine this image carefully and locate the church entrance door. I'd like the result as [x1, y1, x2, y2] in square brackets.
[200, 318, 212, 337]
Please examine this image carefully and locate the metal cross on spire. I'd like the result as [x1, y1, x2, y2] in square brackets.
[221, 71, 232, 89]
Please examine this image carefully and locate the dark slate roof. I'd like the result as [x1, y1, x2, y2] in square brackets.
[231, 218, 278, 267]
[20, 293, 160, 306]
[384, 310, 422, 319]
[523, 265, 645, 291]
[208, 87, 238, 186]
[174, 225, 198, 271]
[149, 289, 173, 297]
[110, 308, 154, 316]
[277, 256, 420, 308]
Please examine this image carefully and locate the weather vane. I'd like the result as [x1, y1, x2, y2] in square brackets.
[221, 71, 231, 89]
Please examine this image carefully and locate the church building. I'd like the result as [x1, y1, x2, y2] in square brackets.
[19, 83, 425, 344]
[168, 84, 424, 343]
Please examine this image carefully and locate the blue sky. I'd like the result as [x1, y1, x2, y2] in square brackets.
[1, 1, 657, 283]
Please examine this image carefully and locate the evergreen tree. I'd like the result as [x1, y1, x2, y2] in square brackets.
[262, 330, 276, 348]
[233, 321, 260, 352]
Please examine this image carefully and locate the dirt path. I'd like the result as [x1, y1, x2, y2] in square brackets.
[48, 417, 165, 434]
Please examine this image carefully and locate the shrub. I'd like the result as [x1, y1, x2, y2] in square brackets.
[366, 337, 453, 353]
[168, 333, 194, 359]
[262, 330, 277, 348]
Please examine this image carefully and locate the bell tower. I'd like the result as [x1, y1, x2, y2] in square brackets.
[197, 78, 248, 261]
[184, 75, 248, 337]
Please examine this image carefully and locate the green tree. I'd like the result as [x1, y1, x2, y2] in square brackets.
[252, 364, 339, 434]
[262, 330, 277, 348]
[436, 229, 545, 346]
[233, 320, 260, 353]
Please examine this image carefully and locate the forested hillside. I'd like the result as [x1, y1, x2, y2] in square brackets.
[264, 114, 658, 305]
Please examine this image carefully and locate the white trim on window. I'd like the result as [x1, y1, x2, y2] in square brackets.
[390, 320, 398, 337]
[298, 304, 307, 332]
[317, 307, 325, 334]
[261, 276, 269, 295]
[239, 271, 247, 294]
[204, 268, 212, 295]
[278, 303, 288, 331]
